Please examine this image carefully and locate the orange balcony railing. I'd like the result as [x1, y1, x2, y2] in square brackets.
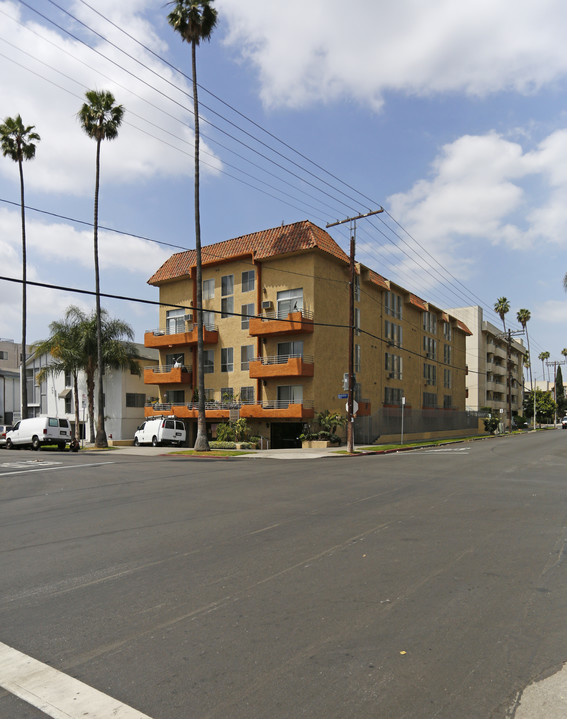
[144, 324, 218, 349]
[248, 354, 314, 379]
[145, 399, 314, 421]
[144, 365, 193, 385]
[248, 310, 314, 337]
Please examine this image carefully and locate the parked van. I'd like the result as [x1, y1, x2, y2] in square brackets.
[134, 417, 186, 447]
[6, 417, 71, 450]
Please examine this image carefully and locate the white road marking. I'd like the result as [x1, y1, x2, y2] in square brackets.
[0, 461, 115, 476]
[0, 642, 154, 719]
[420, 447, 469, 454]
[1, 460, 63, 469]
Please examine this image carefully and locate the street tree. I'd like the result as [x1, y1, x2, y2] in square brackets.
[494, 297, 510, 333]
[0, 114, 40, 420]
[523, 388, 556, 425]
[167, 0, 218, 452]
[78, 90, 124, 448]
[556, 365, 566, 416]
[516, 309, 532, 391]
[538, 351, 550, 384]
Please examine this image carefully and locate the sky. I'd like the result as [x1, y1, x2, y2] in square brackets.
[1, 0, 567, 380]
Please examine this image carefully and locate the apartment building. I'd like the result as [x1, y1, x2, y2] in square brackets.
[446, 305, 526, 416]
[144, 221, 471, 447]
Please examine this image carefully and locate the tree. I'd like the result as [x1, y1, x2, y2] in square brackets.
[78, 90, 124, 448]
[523, 388, 556, 425]
[494, 297, 510, 333]
[35, 306, 140, 443]
[556, 365, 566, 416]
[538, 351, 550, 384]
[168, 0, 218, 452]
[0, 114, 40, 420]
[516, 309, 532, 391]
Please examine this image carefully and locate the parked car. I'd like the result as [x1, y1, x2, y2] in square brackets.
[561, 416, 567, 429]
[0, 424, 13, 447]
[134, 417, 186, 447]
[6, 417, 71, 450]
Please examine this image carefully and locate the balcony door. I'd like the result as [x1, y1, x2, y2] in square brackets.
[166, 308, 185, 335]
[277, 341, 303, 362]
[277, 288, 303, 319]
[277, 384, 303, 407]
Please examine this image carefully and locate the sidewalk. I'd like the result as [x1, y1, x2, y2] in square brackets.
[85, 444, 347, 459]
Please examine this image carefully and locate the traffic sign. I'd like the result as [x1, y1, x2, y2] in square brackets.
[338, 393, 348, 399]
[346, 400, 359, 414]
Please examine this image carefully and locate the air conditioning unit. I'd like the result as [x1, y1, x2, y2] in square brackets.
[262, 301, 273, 310]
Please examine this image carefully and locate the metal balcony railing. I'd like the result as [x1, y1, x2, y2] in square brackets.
[260, 308, 314, 321]
[145, 323, 217, 336]
[252, 353, 314, 365]
[144, 364, 191, 373]
[145, 399, 314, 411]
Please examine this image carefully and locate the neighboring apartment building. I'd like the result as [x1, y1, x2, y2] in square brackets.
[143, 220, 472, 447]
[446, 305, 526, 417]
[0, 338, 30, 371]
[0, 368, 19, 425]
[25, 344, 158, 440]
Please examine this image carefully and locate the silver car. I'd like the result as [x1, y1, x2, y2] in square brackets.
[0, 424, 13, 447]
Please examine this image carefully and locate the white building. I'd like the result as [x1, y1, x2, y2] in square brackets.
[0, 368, 19, 425]
[25, 344, 159, 441]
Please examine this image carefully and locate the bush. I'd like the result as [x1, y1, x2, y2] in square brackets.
[209, 440, 236, 449]
[484, 417, 500, 434]
[216, 423, 235, 442]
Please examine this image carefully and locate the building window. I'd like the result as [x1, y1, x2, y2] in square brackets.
[443, 395, 452, 409]
[444, 368, 452, 388]
[168, 390, 185, 404]
[202, 310, 215, 330]
[277, 385, 303, 407]
[166, 352, 185, 368]
[221, 347, 233, 372]
[221, 387, 234, 403]
[423, 311, 437, 334]
[384, 387, 403, 405]
[385, 320, 402, 347]
[423, 336, 437, 360]
[423, 392, 437, 408]
[444, 344, 452, 364]
[0, 351, 7, 360]
[126, 393, 146, 408]
[424, 363, 436, 386]
[203, 349, 214, 373]
[64, 371, 72, 387]
[384, 291, 402, 319]
[277, 288, 303, 317]
[354, 307, 361, 336]
[166, 308, 185, 334]
[443, 322, 452, 340]
[241, 344, 254, 370]
[242, 270, 255, 292]
[354, 274, 360, 302]
[277, 340, 303, 359]
[241, 303, 254, 330]
[385, 352, 403, 380]
[240, 386, 254, 404]
[354, 344, 361, 373]
[221, 296, 234, 318]
[203, 278, 215, 299]
[221, 275, 234, 318]
[64, 393, 73, 414]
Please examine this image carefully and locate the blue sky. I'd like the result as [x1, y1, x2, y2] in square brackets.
[2, 0, 567, 380]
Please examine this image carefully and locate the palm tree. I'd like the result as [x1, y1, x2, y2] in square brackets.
[168, 0, 218, 452]
[516, 309, 532, 391]
[494, 297, 510, 334]
[0, 115, 40, 420]
[539, 351, 550, 385]
[78, 90, 124, 448]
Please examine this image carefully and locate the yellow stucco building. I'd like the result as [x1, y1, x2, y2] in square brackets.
[143, 220, 472, 447]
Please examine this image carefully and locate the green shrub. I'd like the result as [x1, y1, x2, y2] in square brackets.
[209, 440, 236, 449]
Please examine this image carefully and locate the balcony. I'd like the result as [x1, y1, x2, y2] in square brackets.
[249, 310, 314, 337]
[248, 354, 314, 379]
[144, 323, 218, 349]
[144, 364, 192, 385]
[145, 399, 315, 421]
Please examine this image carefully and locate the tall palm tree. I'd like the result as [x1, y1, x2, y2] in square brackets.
[516, 309, 532, 391]
[0, 115, 40, 420]
[494, 297, 510, 334]
[78, 91, 124, 448]
[168, 0, 218, 452]
[539, 351, 550, 385]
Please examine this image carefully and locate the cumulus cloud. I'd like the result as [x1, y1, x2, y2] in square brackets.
[219, 0, 567, 110]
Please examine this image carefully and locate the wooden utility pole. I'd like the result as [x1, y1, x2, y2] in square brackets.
[327, 209, 383, 453]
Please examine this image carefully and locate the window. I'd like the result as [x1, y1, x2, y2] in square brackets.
[221, 296, 234, 318]
[423, 311, 437, 334]
[277, 385, 303, 407]
[242, 270, 255, 292]
[166, 352, 185, 367]
[443, 395, 452, 409]
[444, 368, 452, 389]
[202, 310, 215, 330]
[354, 344, 361, 373]
[166, 308, 185, 334]
[221, 347, 234, 372]
[354, 274, 360, 302]
[65, 392, 73, 414]
[277, 340, 303, 359]
[0, 350, 7, 360]
[241, 303, 254, 330]
[168, 390, 185, 404]
[424, 363, 437, 386]
[64, 371, 72, 387]
[354, 307, 360, 336]
[240, 386, 254, 404]
[221, 274, 234, 318]
[444, 344, 452, 364]
[423, 392, 437, 408]
[385, 320, 403, 347]
[221, 387, 234, 403]
[126, 393, 146, 408]
[384, 291, 402, 319]
[385, 352, 403, 380]
[203, 279, 215, 299]
[423, 336, 437, 360]
[203, 349, 214, 373]
[241, 344, 254, 370]
[443, 322, 452, 340]
[384, 387, 403, 405]
[277, 288, 303, 318]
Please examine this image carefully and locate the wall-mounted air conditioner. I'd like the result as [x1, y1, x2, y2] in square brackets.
[262, 301, 273, 310]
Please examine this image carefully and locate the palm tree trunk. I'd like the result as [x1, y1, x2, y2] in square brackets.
[192, 38, 209, 451]
[93, 137, 107, 447]
[87, 368, 96, 444]
[19, 158, 28, 420]
[73, 370, 80, 441]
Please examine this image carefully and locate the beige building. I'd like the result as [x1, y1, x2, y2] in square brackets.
[143, 221, 473, 447]
[446, 305, 526, 417]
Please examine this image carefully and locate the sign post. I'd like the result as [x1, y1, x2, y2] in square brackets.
[401, 396, 406, 445]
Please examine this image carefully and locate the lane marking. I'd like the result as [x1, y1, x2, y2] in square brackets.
[0, 461, 115, 477]
[0, 641, 154, 719]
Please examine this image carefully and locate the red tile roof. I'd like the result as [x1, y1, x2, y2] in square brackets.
[456, 320, 473, 336]
[148, 220, 349, 286]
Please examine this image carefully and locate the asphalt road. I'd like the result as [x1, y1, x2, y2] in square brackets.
[1, 431, 567, 718]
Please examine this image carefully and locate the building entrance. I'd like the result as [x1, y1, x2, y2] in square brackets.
[270, 422, 302, 449]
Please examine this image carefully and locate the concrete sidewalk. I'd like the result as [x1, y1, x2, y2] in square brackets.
[86, 444, 348, 459]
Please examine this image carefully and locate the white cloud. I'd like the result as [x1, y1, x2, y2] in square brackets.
[219, 0, 567, 110]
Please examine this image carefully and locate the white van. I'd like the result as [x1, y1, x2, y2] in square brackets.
[134, 417, 186, 447]
[6, 417, 71, 450]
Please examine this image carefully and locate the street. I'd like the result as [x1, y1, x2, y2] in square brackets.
[1, 431, 567, 718]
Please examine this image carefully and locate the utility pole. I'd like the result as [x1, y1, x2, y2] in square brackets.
[500, 328, 524, 431]
[327, 209, 383, 453]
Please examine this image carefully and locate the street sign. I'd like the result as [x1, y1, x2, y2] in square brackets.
[338, 393, 348, 399]
[346, 400, 359, 415]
